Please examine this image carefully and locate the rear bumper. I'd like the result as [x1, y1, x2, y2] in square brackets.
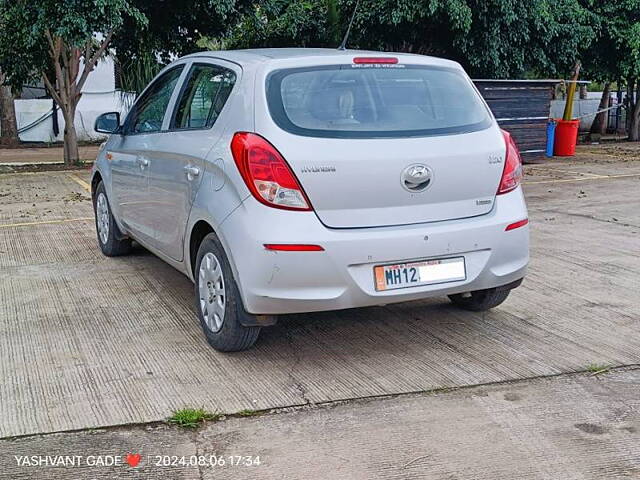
[219, 187, 529, 315]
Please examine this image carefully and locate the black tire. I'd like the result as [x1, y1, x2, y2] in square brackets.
[194, 232, 261, 352]
[93, 181, 132, 257]
[448, 287, 511, 312]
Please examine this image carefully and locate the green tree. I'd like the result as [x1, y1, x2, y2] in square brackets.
[222, 0, 347, 49]
[453, 0, 595, 78]
[111, 0, 597, 96]
[111, 0, 251, 95]
[113, 0, 248, 63]
[220, 0, 595, 79]
[360, 0, 595, 78]
[0, 0, 145, 164]
[580, 1, 640, 140]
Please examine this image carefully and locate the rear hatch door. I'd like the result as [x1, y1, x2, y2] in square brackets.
[276, 129, 506, 228]
[259, 58, 506, 228]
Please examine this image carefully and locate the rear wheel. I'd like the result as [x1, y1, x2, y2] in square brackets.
[195, 233, 261, 352]
[448, 287, 511, 312]
[93, 182, 131, 257]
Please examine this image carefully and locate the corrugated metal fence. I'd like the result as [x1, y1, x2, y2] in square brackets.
[474, 80, 557, 162]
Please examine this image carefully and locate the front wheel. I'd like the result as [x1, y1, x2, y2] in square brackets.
[448, 287, 511, 312]
[195, 233, 261, 352]
[93, 181, 132, 257]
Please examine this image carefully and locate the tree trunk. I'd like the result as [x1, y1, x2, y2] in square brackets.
[0, 72, 20, 146]
[62, 110, 80, 164]
[590, 83, 610, 136]
[626, 78, 635, 135]
[629, 84, 640, 142]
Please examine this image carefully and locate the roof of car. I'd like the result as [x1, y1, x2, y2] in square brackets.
[182, 48, 456, 67]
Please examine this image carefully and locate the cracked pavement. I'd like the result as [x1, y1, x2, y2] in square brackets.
[1, 368, 638, 479]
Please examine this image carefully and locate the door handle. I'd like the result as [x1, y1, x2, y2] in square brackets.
[138, 157, 149, 167]
[184, 165, 200, 177]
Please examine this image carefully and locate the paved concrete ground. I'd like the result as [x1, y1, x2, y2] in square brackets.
[0, 143, 639, 477]
[1, 368, 638, 479]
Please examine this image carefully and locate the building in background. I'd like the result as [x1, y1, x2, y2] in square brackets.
[13, 57, 132, 143]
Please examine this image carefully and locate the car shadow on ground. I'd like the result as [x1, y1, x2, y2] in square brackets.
[132, 239, 489, 361]
[126, 240, 485, 360]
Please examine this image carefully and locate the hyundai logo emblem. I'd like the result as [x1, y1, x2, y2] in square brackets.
[401, 164, 433, 192]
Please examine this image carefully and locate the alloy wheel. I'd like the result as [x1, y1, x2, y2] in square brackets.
[198, 252, 226, 332]
[96, 193, 110, 245]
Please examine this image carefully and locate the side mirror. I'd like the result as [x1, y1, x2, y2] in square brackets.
[94, 112, 121, 134]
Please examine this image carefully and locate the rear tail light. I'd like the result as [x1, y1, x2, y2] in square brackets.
[231, 133, 311, 211]
[497, 130, 523, 195]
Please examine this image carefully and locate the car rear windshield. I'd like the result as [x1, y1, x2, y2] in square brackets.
[266, 64, 493, 138]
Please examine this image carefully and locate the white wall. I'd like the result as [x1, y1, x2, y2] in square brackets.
[550, 98, 601, 131]
[9, 57, 133, 143]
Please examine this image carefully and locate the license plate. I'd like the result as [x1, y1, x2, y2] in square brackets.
[374, 257, 466, 291]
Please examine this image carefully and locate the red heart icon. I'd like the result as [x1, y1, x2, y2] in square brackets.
[125, 454, 141, 467]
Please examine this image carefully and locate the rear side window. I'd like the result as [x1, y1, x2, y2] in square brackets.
[172, 64, 236, 130]
[267, 65, 492, 138]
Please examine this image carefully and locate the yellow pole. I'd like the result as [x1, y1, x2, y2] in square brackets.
[563, 62, 581, 121]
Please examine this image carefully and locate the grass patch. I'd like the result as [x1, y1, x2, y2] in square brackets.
[586, 363, 612, 376]
[167, 408, 219, 428]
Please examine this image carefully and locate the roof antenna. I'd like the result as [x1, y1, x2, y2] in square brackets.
[338, 0, 361, 51]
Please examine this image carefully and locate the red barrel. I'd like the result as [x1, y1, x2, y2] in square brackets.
[553, 119, 579, 156]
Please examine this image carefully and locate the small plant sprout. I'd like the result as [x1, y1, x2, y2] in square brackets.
[586, 363, 612, 376]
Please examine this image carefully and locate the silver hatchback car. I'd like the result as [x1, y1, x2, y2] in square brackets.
[92, 48, 529, 352]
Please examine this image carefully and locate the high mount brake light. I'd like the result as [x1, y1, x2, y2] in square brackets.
[497, 130, 524, 195]
[231, 132, 312, 211]
[353, 57, 398, 64]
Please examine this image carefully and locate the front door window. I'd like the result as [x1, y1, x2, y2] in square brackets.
[126, 66, 184, 134]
